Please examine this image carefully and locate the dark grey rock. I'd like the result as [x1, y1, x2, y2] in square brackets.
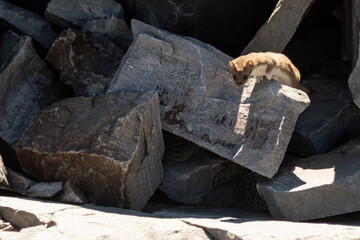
[56, 180, 88, 204]
[287, 74, 353, 156]
[108, 20, 310, 178]
[0, 1, 57, 49]
[45, 29, 124, 97]
[257, 137, 360, 221]
[242, 0, 315, 54]
[27, 182, 63, 198]
[159, 132, 248, 207]
[6, 168, 36, 196]
[82, 17, 133, 51]
[0, 30, 67, 145]
[45, 0, 124, 29]
[16, 91, 164, 210]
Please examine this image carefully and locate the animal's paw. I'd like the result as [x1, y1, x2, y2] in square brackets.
[255, 76, 265, 83]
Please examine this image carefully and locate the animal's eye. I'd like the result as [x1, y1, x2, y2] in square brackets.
[243, 74, 248, 80]
[233, 75, 236, 80]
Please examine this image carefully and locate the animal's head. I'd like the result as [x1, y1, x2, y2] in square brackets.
[229, 60, 254, 86]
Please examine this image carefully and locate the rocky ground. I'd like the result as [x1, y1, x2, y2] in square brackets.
[1, 0, 360, 239]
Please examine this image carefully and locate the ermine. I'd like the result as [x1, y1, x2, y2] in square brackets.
[229, 52, 311, 94]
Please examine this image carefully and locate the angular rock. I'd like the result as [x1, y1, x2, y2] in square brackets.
[0, 1, 58, 49]
[159, 132, 249, 207]
[82, 17, 133, 51]
[27, 182, 63, 198]
[108, 20, 310, 178]
[55, 180, 88, 204]
[45, 0, 124, 29]
[287, 74, 353, 156]
[242, 0, 315, 54]
[0, 30, 67, 145]
[257, 137, 360, 221]
[0, 155, 9, 188]
[6, 168, 36, 196]
[346, 0, 360, 108]
[46, 29, 124, 97]
[2, 197, 360, 240]
[16, 91, 164, 210]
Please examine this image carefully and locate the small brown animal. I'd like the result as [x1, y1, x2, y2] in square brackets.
[229, 52, 311, 94]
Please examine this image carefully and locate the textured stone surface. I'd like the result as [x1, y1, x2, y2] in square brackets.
[45, 0, 124, 29]
[6, 168, 36, 196]
[0, 1, 57, 49]
[257, 137, 360, 221]
[46, 29, 124, 97]
[55, 180, 87, 204]
[159, 132, 249, 207]
[0, 30, 66, 145]
[242, 0, 315, 54]
[287, 74, 353, 156]
[82, 17, 133, 51]
[27, 182, 63, 198]
[0, 155, 8, 188]
[108, 20, 310, 178]
[2, 197, 360, 240]
[16, 91, 164, 210]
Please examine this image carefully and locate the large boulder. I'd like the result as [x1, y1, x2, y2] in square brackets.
[242, 0, 315, 54]
[257, 137, 360, 221]
[0, 1, 57, 49]
[159, 132, 249, 207]
[287, 74, 353, 156]
[45, 29, 124, 97]
[45, 0, 124, 29]
[0, 30, 67, 145]
[16, 91, 164, 210]
[108, 20, 310, 178]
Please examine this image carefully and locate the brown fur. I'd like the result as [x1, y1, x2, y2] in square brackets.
[229, 52, 311, 94]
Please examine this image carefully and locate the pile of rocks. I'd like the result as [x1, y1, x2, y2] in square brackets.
[0, 0, 360, 233]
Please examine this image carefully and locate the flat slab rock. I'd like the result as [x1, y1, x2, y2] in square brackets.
[45, 0, 124, 29]
[242, 0, 315, 54]
[2, 197, 360, 240]
[287, 74, 353, 156]
[108, 19, 310, 178]
[257, 137, 360, 221]
[16, 91, 164, 210]
[0, 30, 66, 145]
[46, 29, 124, 97]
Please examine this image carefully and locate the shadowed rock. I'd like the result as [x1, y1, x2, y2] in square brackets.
[45, 0, 124, 29]
[159, 132, 248, 207]
[5, 168, 36, 196]
[82, 17, 133, 51]
[0, 30, 67, 145]
[288, 74, 353, 156]
[258, 137, 360, 221]
[16, 91, 164, 210]
[46, 29, 124, 97]
[0, 1, 57, 49]
[242, 0, 315, 54]
[108, 20, 310, 178]
[55, 180, 88, 204]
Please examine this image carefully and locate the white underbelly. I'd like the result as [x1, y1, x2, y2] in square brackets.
[271, 68, 293, 86]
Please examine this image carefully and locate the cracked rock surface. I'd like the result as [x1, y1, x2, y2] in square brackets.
[2, 197, 360, 240]
[108, 19, 310, 178]
[16, 91, 164, 210]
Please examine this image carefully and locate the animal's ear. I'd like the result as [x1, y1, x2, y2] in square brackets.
[229, 61, 236, 71]
[245, 60, 254, 68]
